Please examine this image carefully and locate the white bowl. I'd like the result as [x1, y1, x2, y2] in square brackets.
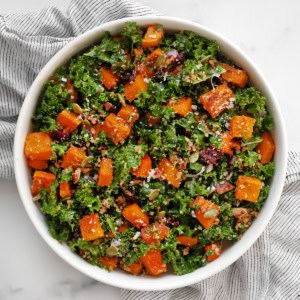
[14, 16, 288, 291]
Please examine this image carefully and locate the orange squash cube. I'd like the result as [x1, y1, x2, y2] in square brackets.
[235, 176, 263, 202]
[100, 67, 118, 90]
[79, 213, 104, 241]
[25, 132, 53, 161]
[205, 243, 221, 262]
[31, 171, 56, 195]
[131, 154, 152, 178]
[59, 182, 72, 198]
[61, 145, 85, 169]
[122, 203, 149, 228]
[140, 249, 167, 276]
[56, 110, 82, 132]
[117, 105, 139, 126]
[142, 24, 164, 48]
[121, 261, 143, 276]
[221, 63, 248, 88]
[100, 113, 131, 144]
[190, 196, 220, 230]
[167, 97, 192, 117]
[157, 158, 182, 188]
[220, 131, 241, 155]
[177, 235, 199, 247]
[133, 48, 143, 58]
[87, 123, 102, 139]
[27, 159, 48, 170]
[99, 257, 118, 271]
[97, 158, 113, 187]
[140, 223, 170, 245]
[199, 84, 235, 118]
[140, 48, 164, 77]
[256, 132, 275, 164]
[230, 116, 256, 139]
[124, 74, 148, 102]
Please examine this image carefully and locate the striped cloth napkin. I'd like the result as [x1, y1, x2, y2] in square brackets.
[0, 1, 299, 299]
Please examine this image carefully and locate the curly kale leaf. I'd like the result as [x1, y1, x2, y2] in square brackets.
[109, 142, 148, 186]
[69, 55, 103, 98]
[33, 80, 69, 131]
[74, 182, 101, 213]
[84, 32, 130, 68]
[235, 87, 268, 130]
[40, 183, 79, 234]
[121, 21, 143, 49]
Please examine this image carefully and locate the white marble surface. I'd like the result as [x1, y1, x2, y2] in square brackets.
[0, 0, 300, 299]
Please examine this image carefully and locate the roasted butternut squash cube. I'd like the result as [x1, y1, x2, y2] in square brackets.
[199, 84, 235, 118]
[141, 222, 170, 245]
[157, 158, 183, 188]
[27, 159, 48, 170]
[131, 154, 152, 178]
[97, 158, 113, 187]
[220, 131, 241, 155]
[56, 110, 82, 132]
[99, 257, 118, 271]
[59, 182, 72, 198]
[124, 74, 148, 102]
[100, 67, 118, 90]
[167, 97, 192, 117]
[256, 132, 275, 164]
[61, 145, 85, 168]
[121, 261, 143, 275]
[25, 132, 53, 161]
[221, 63, 248, 88]
[142, 24, 164, 48]
[235, 176, 263, 202]
[100, 113, 131, 144]
[177, 235, 199, 247]
[79, 213, 104, 241]
[117, 105, 139, 126]
[205, 243, 221, 262]
[190, 196, 220, 230]
[140, 48, 164, 77]
[133, 48, 143, 58]
[122, 203, 149, 228]
[140, 249, 167, 276]
[230, 115, 256, 139]
[31, 171, 56, 195]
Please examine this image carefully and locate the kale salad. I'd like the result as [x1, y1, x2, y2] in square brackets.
[24, 22, 276, 276]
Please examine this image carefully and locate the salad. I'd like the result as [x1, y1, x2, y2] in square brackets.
[24, 22, 276, 276]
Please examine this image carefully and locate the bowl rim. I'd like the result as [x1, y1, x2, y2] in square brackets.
[14, 15, 288, 291]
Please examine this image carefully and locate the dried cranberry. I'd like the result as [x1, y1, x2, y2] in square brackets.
[73, 229, 80, 239]
[98, 145, 107, 151]
[200, 147, 221, 166]
[166, 217, 180, 227]
[124, 190, 139, 203]
[50, 130, 71, 142]
[118, 71, 135, 84]
[166, 51, 186, 72]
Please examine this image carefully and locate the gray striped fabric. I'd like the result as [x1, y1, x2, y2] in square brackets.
[0, 1, 299, 299]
